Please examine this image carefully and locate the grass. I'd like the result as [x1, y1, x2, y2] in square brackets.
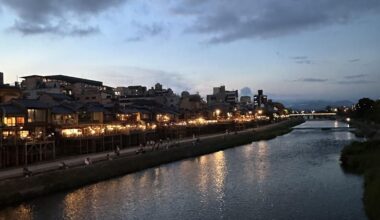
[341, 140, 380, 220]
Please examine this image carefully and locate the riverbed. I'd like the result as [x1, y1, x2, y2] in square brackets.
[0, 120, 366, 220]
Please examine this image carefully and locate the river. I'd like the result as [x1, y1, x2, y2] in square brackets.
[0, 120, 366, 220]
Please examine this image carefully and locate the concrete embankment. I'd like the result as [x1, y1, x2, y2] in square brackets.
[0, 118, 304, 207]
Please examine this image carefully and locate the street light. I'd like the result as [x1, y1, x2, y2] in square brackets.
[215, 109, 221, 120]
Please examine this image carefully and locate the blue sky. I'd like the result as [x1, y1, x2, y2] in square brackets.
[0, 0, 379, 101]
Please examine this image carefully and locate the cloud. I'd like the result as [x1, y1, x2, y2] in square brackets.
[344, 74, 368, 79]
[294, 78, 328, 82]
[12, 20, 100, 36]
[290, 56, 313, 64]
[336, 73, 375, 84]
[0, 0, 127, 36]
[292, 56, 308, 60]
[336, 80, 374, 84]
[348, 58, 360, 63]
[240, 87, 253, 96]
[96, 66, 194, 94]
[172, 0, 380, 43]
[126, 21, 166, 42]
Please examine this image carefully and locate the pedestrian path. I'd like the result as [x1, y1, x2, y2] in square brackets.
[0, 121, 284, 181]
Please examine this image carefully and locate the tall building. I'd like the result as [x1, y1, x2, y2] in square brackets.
[0, 72, 3, 85]
[253, 89, 268, 108]
[207, 85, 238, 105]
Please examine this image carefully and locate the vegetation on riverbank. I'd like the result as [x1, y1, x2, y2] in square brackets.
[341, 140, 380, 220]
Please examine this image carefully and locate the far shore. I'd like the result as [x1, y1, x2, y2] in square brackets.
[0, 118, 304, 207]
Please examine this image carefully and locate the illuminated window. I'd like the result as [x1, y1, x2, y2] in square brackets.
[3, 117, 25, 126]
[4, 117, 15, 126]
[117, 114, 130, 121]
[27, 109, 46, 123]
[20, 130, 29, 139]
[2, 131, 15, 138]
[16, 117, 24, 124]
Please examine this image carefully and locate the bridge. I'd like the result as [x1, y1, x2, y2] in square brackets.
[289, 113, 337, 120]
[293, 127, 355, 131]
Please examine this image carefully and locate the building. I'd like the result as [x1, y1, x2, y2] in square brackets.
[0, 100, 56, 168]
[179, 91, 207, 120]
[0, 72, 22, 103]
[117, 86, 147, 97]
[240, 96, 252, 104]
[207, 85, 238, 106]
[118, 83, 180, 110]
[253, 89, 268, 108]
[0, 85, 22, 103]
[20, 75, 114, 104]
[0, 72, 3, 85]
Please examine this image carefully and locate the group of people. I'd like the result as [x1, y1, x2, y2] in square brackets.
[148, 138, 176, 150]
[21, 135, 205, 178]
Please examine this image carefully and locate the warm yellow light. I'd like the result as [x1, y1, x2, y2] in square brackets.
[62, 129, 82, 137]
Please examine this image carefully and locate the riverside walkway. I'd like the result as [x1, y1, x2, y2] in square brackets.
[0, 121, 291, 181]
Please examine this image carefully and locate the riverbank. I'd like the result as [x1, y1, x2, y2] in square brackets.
[348, 119, 380, 139]
[341, 140, 380, 220]
[0, 118, 304, 207]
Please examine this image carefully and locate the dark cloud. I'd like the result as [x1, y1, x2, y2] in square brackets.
[0, 0, 127, 36]
[126, 22, 166, 42]
[344, 74, 368, 79]
[240, 87, 253, 96]
[294, 78, 328, 82]
[172, 0, 380, 43]
[12, 20, 99, 36]
[348, 58, 360, 63]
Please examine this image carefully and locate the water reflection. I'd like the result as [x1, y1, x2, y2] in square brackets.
[334, 121, 339, 128]
[197, 155, 209, 203]
[255, 141, 269, 183]
[213, 151, 226, 192]
[0, 204, 32, 220]
[196, 151, 227, 215]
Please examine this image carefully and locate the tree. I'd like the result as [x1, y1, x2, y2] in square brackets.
[355, 98, 375, 119]
[369, 100, 380, 123]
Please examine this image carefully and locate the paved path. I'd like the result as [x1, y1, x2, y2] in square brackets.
[0, 121, 289, 181]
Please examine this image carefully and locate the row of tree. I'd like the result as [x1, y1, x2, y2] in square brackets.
[353, 98, 380, 123]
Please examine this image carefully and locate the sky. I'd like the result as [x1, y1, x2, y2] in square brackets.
[0, 0, 379, 101]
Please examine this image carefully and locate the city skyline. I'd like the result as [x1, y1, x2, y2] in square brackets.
[1, 0, 380, 101]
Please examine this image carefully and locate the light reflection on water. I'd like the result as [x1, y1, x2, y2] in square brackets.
[0, 121, 367, 220]
[0, 204, 32, 220]
[255, 141, 269, 183]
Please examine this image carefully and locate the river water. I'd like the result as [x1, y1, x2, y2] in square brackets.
[0, 120, 366, 220]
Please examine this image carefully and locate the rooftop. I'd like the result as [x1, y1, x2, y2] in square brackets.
[45, 75, 103, 87]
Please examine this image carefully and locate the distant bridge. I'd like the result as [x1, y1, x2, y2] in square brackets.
[293, 127, 355, 131]
[289, 113, 337, 120]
